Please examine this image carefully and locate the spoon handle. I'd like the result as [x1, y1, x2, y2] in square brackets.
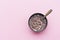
[44, 9, 53, 17]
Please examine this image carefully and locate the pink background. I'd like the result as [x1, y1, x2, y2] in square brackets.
[0, 0, 60, 40]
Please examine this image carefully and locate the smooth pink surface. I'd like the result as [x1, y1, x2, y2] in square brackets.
[0, 0, 60, 40]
